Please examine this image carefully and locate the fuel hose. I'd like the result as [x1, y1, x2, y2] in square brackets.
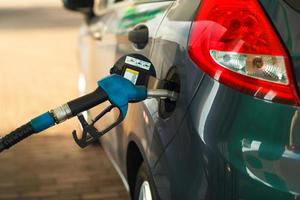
[0, 73, 177, 153]
[0, 86, 108, 153]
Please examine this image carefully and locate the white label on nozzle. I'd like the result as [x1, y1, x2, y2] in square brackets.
[124, 68, 139, 85]
[125, 56, 151, 70]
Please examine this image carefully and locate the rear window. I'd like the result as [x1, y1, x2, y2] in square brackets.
[285, 0, 300, 13]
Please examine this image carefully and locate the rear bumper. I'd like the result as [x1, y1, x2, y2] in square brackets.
[190, 75, 300, 196]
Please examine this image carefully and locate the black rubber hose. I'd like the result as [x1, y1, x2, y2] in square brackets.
[0, 122, 35, 153]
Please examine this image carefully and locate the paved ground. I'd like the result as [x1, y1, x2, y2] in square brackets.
[0, 1, 130, 199]
[0, 136, 130, 200]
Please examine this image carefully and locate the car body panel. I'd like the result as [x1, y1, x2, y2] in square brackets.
[79, 0, 179, 178]
[260, 0, 300, 93]
[78, 0, 300, 199]
[148, 0, 204, 167]
[100, 0, 175, 175]
[154, 75, 300, 199]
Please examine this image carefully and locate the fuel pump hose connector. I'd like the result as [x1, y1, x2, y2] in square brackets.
[0, 75, 147, 152]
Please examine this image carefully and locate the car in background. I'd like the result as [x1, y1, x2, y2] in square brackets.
[64, 0, 300, 199]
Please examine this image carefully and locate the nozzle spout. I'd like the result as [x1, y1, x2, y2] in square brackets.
[147, 89, 178, 101]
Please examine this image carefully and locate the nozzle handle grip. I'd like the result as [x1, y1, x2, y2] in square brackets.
[0, 122, 35, 152]
[67, 87, 108, 116]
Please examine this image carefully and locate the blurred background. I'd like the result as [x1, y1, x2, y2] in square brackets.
[0, 0, 81, 134]
[0, 0, 129, 199]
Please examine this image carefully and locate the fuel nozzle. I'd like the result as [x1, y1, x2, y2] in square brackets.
[0, 74, 147, 152]
[0, 54, 179, 153]
[147, 89, 178, 101]
[110, 54, 179, 101]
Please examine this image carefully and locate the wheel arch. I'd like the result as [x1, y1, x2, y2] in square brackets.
[126, 140, 144, 198]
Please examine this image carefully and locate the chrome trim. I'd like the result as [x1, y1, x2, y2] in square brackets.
[148, 89, 178, 101]
[138, 181, 152, 200]
[50, 104, 72, 124]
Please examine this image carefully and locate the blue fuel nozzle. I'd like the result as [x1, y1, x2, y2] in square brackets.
[0, 73, 177, 152]
[0, 75, 148, 152]
[98, 74, 147, 119]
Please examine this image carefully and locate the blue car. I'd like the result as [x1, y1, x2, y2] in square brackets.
[64, 0, 300, 199]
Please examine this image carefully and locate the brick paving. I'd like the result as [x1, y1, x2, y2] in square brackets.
[0, 135, 130, 200]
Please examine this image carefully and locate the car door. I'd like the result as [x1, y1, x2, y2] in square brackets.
[112, 0, 176, 168]
[85, 0, 175, 167]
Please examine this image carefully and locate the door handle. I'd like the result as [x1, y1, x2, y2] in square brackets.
[128, 25, 149, 49]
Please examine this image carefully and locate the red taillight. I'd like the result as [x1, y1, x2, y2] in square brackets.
[188, 0, 299, 105]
